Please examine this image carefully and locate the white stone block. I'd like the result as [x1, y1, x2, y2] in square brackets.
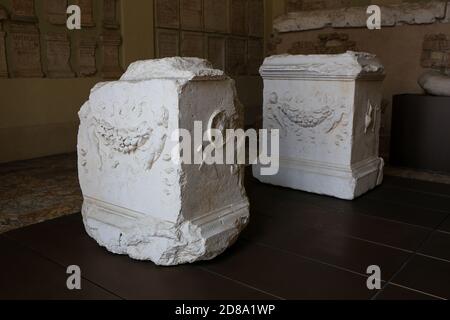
[78, 57, 249, 266]
[253, 52, 385, 200]
[274, 1, 448, 33]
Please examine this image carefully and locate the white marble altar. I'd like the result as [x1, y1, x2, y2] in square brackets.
[78, 57, 249, 266]
[253, 52, 385, 200]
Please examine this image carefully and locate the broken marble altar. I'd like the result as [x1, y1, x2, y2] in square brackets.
[77, 57, 249, 266]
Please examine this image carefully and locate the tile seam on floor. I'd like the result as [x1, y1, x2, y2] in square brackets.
[251, 181, 450, 216]
[253, 193, 440, 232]
[365, 193, 450, 215]
[416, 252, 450, 264]
[241, 228, 416, 282]
[197, 266, 284, 300]
[371, 213, 449, 300]
[385, 283, 446, 300]
[243, 239, 373, 280]
[436, 228, 450, 235]
[253, 209, 420, 254]
[2, 233, 125, 300]
[382, 183, 450, 200]
[329, 200, 447, 229]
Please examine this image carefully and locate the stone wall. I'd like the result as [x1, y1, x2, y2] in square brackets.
[421, 33, 450, 72]
[154, 0, 265, 76]
[285, 0, 442, 13]
[0, 0, 123, 79]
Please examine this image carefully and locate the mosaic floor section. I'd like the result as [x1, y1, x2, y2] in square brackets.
[0, 153, 82, 234]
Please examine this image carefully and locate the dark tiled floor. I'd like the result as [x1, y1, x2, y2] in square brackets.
[1, 169, 450, 299]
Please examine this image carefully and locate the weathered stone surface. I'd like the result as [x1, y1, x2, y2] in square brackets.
[247, 0, 264, 37]
[247, 38, 264, 75]
[226, 37, 247, 75]
[286, 0, 352, 12]
[180, 0, 203, 31]
[253, 52, 385, 200]
[77, 37, 97, 77]
[103, 0, 119, 29]
[0, 5, 8, 21]
[78, 57, 249, 266]
[155, 0, 179, 29]
[230, 0, 247, 35]
[11, 0, 37, 22]
[156, 28, 179, 58]
[207, 35, 225, 70]
[421, 33, 450, 69]
[419, 70, 450, 96]
[74, 0, 95, 27]
[45, 0, 67, 25]
[0, 6, 7, 78]
[181, 31, 205, 58]
[275, 1, 449, 33]
[6, 22, 43, 77]
[288, 33, 357, 55]
[204, 0, 228, 33]
[100, 31, 123, 79]
[45, 32, 74, 78]
[0, 31, 7, 77]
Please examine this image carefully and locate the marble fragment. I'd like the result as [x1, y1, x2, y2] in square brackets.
[78, 57, 249, 266]
[274, 1, 448, 33]
[419, 70, 450, 96]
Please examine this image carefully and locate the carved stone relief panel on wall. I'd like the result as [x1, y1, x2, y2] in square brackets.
[100, 31, 123, 79]
[156, 29, 179, 58]
[77, 37, 97, 76]
[155, 0, 180, 29]
[247, 38, 263, 75]
[0, 30, 7, 77]
[45, 32, 74, 78]
[0, 4, 7, 21]
[0, 6, 7, 78]
[247, 0, 264, 37]
[204, 0, 229, 33]
[226, 37, 247, 75]
[207, 35, 225, 70]
[180, 0, 203, 31]
[231, 0, 247, 35]
[421, 34, 450, 69]
[11, 0, 37, 22]
[181, 31, 204, 58]
[6, 22, 43, 77]
[74, 0, 95, 27]
[45, 0, 67, 25]
[103, 0, 119, 29]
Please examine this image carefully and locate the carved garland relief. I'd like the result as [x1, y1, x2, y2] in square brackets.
[266, 91, 350, 147]
[79, 100, 169, 172]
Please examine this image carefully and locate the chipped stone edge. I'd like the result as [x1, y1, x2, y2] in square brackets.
[260, 51, 385, 80]
[119, 57, 226, 81]
[274, 1, 450, 33]
[82, 197, 250, 266]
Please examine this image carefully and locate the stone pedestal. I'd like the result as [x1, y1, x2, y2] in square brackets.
[78, 57, 249, 266]
[391, 94, 450, 174]
[253, 52, 385, 200]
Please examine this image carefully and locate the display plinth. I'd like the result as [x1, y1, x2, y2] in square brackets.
[391, 94, 450, 173]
